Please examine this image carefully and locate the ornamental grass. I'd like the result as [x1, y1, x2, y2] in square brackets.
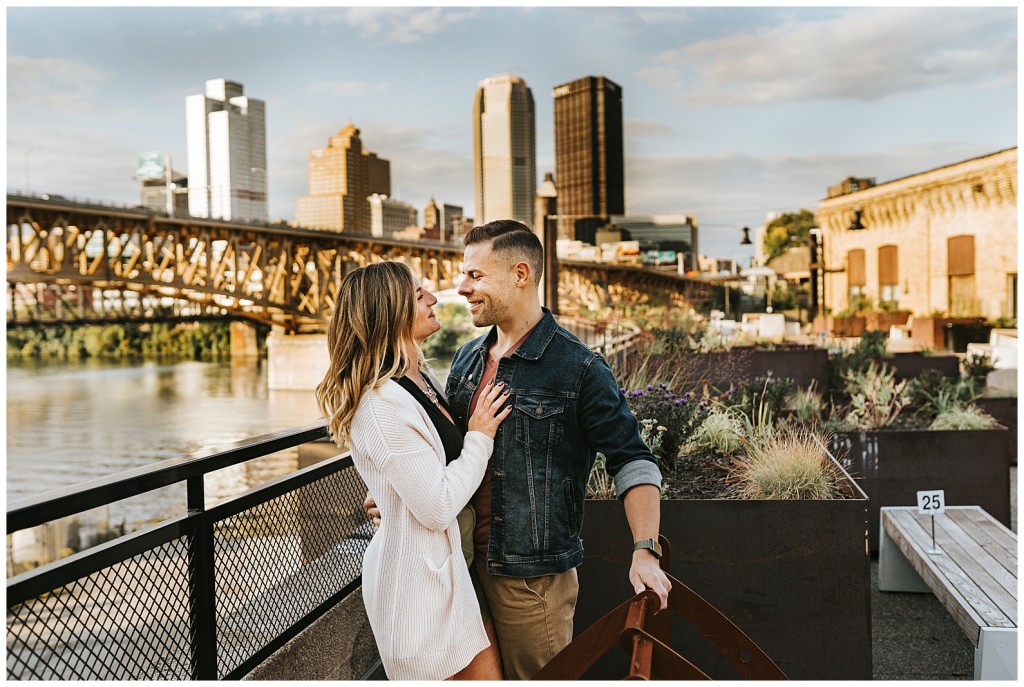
[729, 431, 842, 501]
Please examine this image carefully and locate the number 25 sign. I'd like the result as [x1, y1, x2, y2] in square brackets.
[917, 490, 946, 515]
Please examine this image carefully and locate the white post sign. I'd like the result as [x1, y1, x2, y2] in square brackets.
[917, 490, 945, 515]
[917, 489, 945, 554]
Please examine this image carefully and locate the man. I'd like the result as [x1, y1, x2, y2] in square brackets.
[368, 219, 670, 679]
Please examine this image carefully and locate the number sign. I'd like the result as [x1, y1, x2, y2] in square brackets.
[917, 490, 945, 516]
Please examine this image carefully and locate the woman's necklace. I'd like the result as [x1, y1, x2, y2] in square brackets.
[419, 372, 441, 409]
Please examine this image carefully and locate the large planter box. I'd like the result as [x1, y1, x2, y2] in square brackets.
[815, 315, 866, 337]
[831, 427, 1010, 554]
[883, 352, 960, 381]
[910, 316, 989, 351]
[975, 397, 1017, 466]
[658, 347, 829, 393]
[575, 455, 871, 680]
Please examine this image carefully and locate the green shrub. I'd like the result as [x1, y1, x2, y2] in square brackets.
[828, 330, 889, 389]
[682, 406, 745, 457]
[839, 362, 908, 430]
[962, 350, 996, 388]
[906, 369, 978, 419]
[789, 385, 824, 427]
[930, 406, 999, 430]
[622, 384, 711, 467]
[718, 375, 794, 425]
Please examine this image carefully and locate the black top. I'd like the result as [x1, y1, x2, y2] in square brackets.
[394, 375, 463, 465]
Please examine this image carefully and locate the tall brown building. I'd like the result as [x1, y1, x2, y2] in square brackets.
[552, 76, 624, 240]
[295, 124, 390, 232]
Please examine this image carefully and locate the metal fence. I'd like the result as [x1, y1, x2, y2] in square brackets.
[6, 423, 373, 680]
[6, 320, 641, 681]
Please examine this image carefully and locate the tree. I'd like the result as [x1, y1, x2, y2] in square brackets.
[762, 209, 816, 263]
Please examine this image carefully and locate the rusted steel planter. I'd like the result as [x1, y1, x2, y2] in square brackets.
[576, 454, 870, 680]
[830, 427, 1010, 554]
[883, 352, 960, 381]
[814, 315, 866, 337]
[864, 311, 911, 332]
[975, 397, 1017, 466]
[674, 346, 829, 392]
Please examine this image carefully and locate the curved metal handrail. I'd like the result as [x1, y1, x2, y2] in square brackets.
[532, 536, 788, 680]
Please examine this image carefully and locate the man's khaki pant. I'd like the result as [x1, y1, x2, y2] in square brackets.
[473, 557, 579, 680]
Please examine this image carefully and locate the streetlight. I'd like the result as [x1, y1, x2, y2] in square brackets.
[849, 208, 866, 231]
[808, 227, 823, 322]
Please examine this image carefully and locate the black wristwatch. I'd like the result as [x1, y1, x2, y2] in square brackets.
[632, 537, 662, 559]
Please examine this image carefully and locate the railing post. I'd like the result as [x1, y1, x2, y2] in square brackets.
[187, 476, 218, 679]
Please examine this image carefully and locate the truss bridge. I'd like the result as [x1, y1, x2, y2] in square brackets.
[7, 192, 720, 332]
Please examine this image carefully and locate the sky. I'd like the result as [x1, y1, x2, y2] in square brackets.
[4, 2, 1019, 262]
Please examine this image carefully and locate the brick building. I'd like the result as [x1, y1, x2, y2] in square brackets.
[814, 148, 1017, 321]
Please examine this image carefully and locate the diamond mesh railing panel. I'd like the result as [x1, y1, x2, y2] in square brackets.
[212, 463, 371, 677]
[6, 536, 194, 680]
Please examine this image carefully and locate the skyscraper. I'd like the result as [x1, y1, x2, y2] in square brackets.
[295, 124, 391, 233]
[552, 76, 624, 240]
[185, 79, 267, 222]
[472, 74, 536, 226]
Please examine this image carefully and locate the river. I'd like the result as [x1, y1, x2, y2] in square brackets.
[6, 358, 329, 529]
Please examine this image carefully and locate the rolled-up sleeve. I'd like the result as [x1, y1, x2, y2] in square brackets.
[577, 355, 662, 500]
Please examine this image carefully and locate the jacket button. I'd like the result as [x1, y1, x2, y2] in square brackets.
[494, 516, 504, 523]
[536, 405, 543, 414]
[493, 470, 503, 478]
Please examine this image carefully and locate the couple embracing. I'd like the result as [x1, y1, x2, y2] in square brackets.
[316, 219, 670, 680]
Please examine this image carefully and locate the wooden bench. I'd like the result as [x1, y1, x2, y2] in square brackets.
[879, 506, 1017, 680]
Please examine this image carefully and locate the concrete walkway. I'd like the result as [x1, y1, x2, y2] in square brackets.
[870, 466, 1016, 680]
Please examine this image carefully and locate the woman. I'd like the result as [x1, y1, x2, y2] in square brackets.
[315, 261, 509, 681]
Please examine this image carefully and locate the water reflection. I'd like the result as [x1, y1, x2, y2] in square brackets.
[7, 359, 322, 528]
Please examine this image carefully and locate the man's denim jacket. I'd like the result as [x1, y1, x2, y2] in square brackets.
[445, 308, 662, 578]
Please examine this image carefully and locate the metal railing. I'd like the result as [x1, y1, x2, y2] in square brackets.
[5, 422, 374, 680]
[5, 318, 645, 681]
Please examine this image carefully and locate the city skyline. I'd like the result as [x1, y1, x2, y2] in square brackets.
[5, 4, 1018, 261]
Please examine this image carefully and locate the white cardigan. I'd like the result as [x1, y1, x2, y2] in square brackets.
[349, 378, 492, 680]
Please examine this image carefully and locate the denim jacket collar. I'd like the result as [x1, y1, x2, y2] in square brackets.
[468, 307, 559, 361]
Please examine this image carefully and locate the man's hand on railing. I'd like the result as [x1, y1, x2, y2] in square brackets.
[363, 492, 381, 530]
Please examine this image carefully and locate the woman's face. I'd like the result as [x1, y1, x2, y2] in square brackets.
[411, 278, 440, 344]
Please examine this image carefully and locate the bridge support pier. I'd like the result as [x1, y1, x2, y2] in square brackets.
[267, 330, 329, 391]
[230, 321, 260, 359]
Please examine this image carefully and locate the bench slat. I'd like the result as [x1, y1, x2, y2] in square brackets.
[883, 509, 1015, 647]
[956, 508, 1018, 572]
[941, 511, 1017, 604]
[929, 513, 1017, 626]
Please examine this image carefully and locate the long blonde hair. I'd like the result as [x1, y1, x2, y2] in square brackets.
[315, 261, 426, 447]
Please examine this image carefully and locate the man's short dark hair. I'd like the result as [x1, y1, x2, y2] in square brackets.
[464, 219, 544, 284]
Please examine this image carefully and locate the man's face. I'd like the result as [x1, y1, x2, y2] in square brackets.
[458, 241, 518, 328]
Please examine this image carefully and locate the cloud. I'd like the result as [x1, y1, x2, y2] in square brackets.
[640, 7, 1016, 106]
[624, 142, 990, 221]
[6, 55, 109, 112]
[634, 9, 694, 27]
[307, 81, 392, 98]
[344, 7, 478, 44]
[7, 123, 142, 202]
[626, 119, 674, 139]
